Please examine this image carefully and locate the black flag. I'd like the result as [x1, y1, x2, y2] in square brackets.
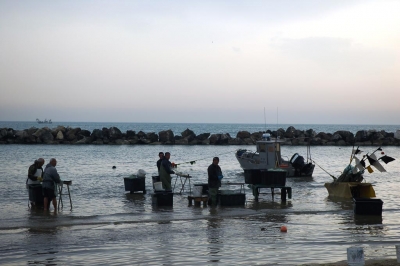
[360, 159, 366, 167]
[379, 155, 395, 164]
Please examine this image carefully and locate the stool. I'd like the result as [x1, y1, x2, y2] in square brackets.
[188, 196, 208, 207]
[58, 180, 72, 211]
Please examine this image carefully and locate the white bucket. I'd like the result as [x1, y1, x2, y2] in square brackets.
[192, 186, 203, 197]
[347, 247, 364, 266]
[154, 182, 163, 191]
[396, 244, 400, 262]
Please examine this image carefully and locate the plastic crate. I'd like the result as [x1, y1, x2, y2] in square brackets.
[260, 170, 286, 186]
[124, 176, 146, 193]
[28, 184, 44, 205]
[152, 191, 173, 206]
[219, 193, 246, 206]
[244, 170, 261, 184]
[353, 198, 383, 216]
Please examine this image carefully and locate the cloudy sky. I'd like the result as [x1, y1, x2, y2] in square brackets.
[0, 0, 399, 124]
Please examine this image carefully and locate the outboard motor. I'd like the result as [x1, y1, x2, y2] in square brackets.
[290, 153, 305, 170]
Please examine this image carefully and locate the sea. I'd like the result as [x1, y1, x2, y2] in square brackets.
[1, 121, 400, 265]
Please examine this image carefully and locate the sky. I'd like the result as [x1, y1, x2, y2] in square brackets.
[0, 0, 399, 124]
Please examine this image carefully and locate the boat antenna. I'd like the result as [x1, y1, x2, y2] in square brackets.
[264, 107, 267, 132]
[276, 107, 278, 127]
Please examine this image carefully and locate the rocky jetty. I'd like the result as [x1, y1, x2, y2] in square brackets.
[0, 126, 399, 146]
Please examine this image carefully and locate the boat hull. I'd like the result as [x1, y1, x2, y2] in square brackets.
[324, 182, 376, 199]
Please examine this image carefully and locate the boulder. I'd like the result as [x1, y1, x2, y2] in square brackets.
[79, 130, 91, 137]
[196, 133, 210, 141]
[219, 133, 231, 144]
[26, 127, 38, 135]
[75, 137, 92, 144]
[316, 132, 332, 141]
[126, 130, 136, 139]
[250, 132, 263, 141]
[137, 131, 146, 139]
[209, 134, 220, 145]
[305, 129, 317, 138]
[236, 131, 250, 139]
[92, 140, 104, 145]
[284, 126, 296, 138]
[15, 130, 28, 140]
[109, 127, 122, 140]
[102, 127, 110, 139]
[66, 128, 81, 141]
[91, 129, 103, 140]
[146, 132, 158, 143]
[332, 133, 342, 141]
[159, 130, 174, 143]
[0, 128, 8, 139]
[181, 128, 196, 142]
[114, 139, 130, 145]
[355, 130, 369, 142]
[175, 138, 189, 145]
[243, 138, 254, 145]
[334, 130, 354, 143]
[228, 138, 244, 145]
[56, 131, 64, 140]
[41, 131, 54, 143]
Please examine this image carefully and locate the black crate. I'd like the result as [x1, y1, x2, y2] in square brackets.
[353, 198, 383, 216]
[28, 184, 44, 205]
[219, 193, 246, 206]
[194, 183, 209, 195]
[260, 170, 286, 186]
[244, 170, 261, 184]
[124, 177, 146, 193]
[152, 191, 173, 206]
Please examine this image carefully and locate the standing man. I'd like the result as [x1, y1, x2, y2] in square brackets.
[157, 152, 164, 173]
[159, 152, 175, 190]
[42, 158, 62, 211]
[208, 157, 223, 206]
[27, 158, 45, 187]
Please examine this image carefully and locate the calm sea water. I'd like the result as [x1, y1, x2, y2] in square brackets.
[1, 121, 399, 135]
[1, 141, 400, 265]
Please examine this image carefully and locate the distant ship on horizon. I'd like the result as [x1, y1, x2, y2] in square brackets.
[36, 118, 52, 124]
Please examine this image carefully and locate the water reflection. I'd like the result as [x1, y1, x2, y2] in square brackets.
[207, 217, 223, 263]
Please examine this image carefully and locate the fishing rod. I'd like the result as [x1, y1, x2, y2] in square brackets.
[173, 149, 238, 167]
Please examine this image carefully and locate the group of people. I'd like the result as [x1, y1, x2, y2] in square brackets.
[156, 152, 223, 206]
[27, 157, 62, 211]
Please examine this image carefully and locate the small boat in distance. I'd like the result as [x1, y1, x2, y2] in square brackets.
[235, 133, 315, 179]
[36, 118, 52, 124]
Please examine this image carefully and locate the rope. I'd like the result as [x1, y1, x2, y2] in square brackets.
[310, 159, 337, 181]
[174, 149, 238, 167]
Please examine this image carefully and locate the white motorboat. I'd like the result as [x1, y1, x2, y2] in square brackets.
[235, 133, 315, 179]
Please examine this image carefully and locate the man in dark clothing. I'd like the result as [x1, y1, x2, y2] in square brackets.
[207, 157, 223, 206]
[157, 152, 164, 173]
[159, 152, 175, 190]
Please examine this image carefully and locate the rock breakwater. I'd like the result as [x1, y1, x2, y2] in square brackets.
[1, 126, 399, 146]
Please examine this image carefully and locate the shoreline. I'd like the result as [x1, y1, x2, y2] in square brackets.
[1, 125, 400, 146]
